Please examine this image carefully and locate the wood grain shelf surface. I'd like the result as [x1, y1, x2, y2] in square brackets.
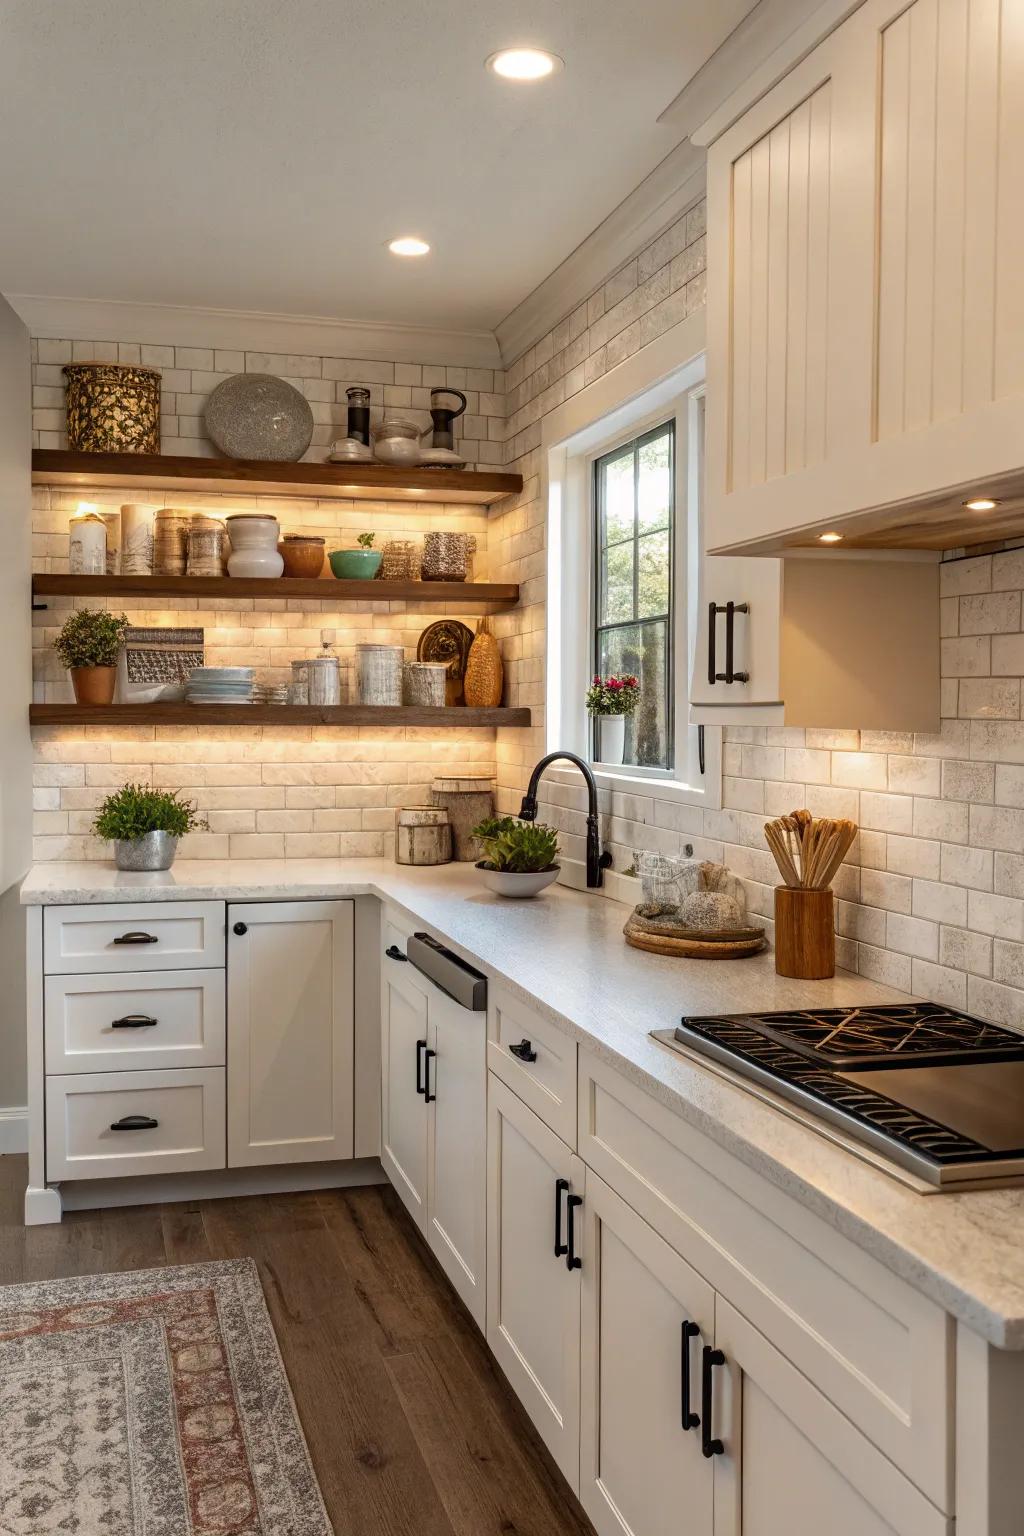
[32, 450, 523, 506]
[31, 573, 520, 605]
[29, 703, 530, 727]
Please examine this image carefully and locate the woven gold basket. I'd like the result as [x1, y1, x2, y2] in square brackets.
[463, 617, 504, 707]
[63, 362, 161, 453]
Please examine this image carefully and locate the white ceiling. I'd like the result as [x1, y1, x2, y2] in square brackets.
[0, 0, 754, 333]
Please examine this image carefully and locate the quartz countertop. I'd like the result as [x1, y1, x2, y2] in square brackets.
[21, 857, 1024, 1347]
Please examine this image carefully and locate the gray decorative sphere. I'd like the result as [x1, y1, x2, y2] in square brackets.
[204, 372, 314, 461]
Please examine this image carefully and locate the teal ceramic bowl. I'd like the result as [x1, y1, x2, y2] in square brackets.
[329, 548, 383, 580]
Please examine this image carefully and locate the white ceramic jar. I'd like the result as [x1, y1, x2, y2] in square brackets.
[68, 512, 107, 575]
[120, 504, 156, 575]
[225, 514, 284, 578]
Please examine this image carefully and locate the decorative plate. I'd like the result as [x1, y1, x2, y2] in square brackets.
[417, 619, 474, 706]
[204, 373, 314, 461]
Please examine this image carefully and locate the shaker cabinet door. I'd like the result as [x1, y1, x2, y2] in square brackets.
[227, 899, 354, 1167]
[426, 989, 487, 1327]
[381, 953, 430, 1227]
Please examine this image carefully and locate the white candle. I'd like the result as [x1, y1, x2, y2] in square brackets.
[120, 503, 156, 575]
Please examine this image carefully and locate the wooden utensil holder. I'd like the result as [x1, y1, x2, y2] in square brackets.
[774, 887, 835, 979]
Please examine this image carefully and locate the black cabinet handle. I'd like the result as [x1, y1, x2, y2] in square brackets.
[416, 1038, 427, 1096]
[233, 922, 247, 936]
[701, 1346, 725, 1457]
[110, 1014, 158, 1029]
[681, 1320, 700, 1430]
[707, 602, 750, 686]
[554, 1176, 569, 1256]
[508, 1039, 537, 1063]
[566, 1193, 583, 1271]
[424, 1047, 436, 1103]
[109, 1115, 159, 1132]
[112, 931, 158, 946]
[385, 944, 408, 961]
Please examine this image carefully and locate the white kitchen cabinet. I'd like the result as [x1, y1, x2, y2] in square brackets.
[705, 0, 1024, 557]
[712, 1298, 949, 1535]
[380, 928, 487, 1326]
[226, 899, 354, 1168]
[44, 969, 225, 1074]
[486, 1074, 584, 1489]
[580, 1170, 715, 1536]
[45, 1067, 226, 1181]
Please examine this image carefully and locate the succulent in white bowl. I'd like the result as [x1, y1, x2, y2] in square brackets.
[472, 816, 560, 898]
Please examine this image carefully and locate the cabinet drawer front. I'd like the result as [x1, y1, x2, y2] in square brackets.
[488, 986, 576, 1145]
[45, 1068, 226, 1180]
[579, 1051, 952, 1511]
[44, 902, 225, 974]
[44, 970, 226, 1073]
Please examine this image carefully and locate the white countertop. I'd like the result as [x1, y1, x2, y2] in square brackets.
[21, 857, 1024, 1347]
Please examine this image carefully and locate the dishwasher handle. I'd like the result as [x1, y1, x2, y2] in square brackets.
[406, 932, 487, 1011]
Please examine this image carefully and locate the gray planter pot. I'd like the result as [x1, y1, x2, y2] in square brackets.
[114, 831, 179, 871]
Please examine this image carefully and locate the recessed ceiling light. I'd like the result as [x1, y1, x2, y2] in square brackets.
[963, 497, 998, 512]
[486, 47, 563, 80]
[818, 532, 843, 543]
[388, 236, 430, 257]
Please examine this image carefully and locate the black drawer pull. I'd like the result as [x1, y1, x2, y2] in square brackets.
[681, 1320, 700, 1430]
[112, 931, 158, 946]
[385, 944, 408, 961]
[424, 1047, 437, 1103]
[110, 1015, 158, 1029]
[701, 1346, 725, 1457]
[109, 1115, 159, 1132]
[416, 1038, 427, 1096]
[566, 1192, 583, 1271]
[554, 1176, 569, 1256]
[508, 1038, 537, 1062]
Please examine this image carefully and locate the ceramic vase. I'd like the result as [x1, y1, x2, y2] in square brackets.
[463, 617, 503, 707]
[225, 515, 284, 578]
[596, 714, 626, 765]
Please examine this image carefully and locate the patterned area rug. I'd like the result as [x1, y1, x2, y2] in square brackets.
[0, 1258, 332, 1535]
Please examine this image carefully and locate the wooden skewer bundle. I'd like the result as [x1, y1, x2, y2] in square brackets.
[764, 810, 857, 891]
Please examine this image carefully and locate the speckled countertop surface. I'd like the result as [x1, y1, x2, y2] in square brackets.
[22, 858, 1024, 1347]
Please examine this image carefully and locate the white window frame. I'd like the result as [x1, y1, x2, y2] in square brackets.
[543, 313, 721, 811]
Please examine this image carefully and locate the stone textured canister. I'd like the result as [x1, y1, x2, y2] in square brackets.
[395, 806, 452, 865]
[403, 661, 448, 708]
[430, 775, 494, 861]
[63, 363, 161, 453]
[357, 644, 404, 706]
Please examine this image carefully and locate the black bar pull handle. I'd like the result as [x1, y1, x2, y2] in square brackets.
[701, 1346, 725, 1458]
[385, 945, 408, 962]
[554, 1176, 569, 1256]
[707, 601, 718, 686]
[724, 602, 750, 684]
[424, 1047, 437, 1103]
[681, 1321, 701, 1430]
[566, 1193, 583, 1271]
[109, 1115, 159, 1132]
[112, 931, 158, 946]
[415, 1038, 427, 1096]
[110, 1014, 158, 1029]
[508, 1039, 537, 1062]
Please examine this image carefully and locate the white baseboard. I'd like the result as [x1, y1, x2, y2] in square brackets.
[58, 1155, 386, 1213]
[0, 1107, 28, 1155]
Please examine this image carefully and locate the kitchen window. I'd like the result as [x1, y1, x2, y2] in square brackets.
[593, 421, 674, 771]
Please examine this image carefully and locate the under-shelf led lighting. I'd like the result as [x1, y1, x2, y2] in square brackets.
[486, 47, 563, 80]
[388, 236, 430, 257]
[963, 498, 998, 512]
[818, 531, 843, 543]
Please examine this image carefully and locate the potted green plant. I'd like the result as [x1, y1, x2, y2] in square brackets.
[93, 782, 208, 871]
[329, 531, 383, 580]
[586, 673, 641, 766]
[472, 815, 561, 898]
[53, 609, 130, 705]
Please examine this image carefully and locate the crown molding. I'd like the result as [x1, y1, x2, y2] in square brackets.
[6, 293, 502, 368]
[494, 140, 706, 368]
[667, 0, 864, 148]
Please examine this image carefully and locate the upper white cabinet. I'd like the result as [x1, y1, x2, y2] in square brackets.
[705, 0, 1024, 555]
[226, 899, 354, 1167]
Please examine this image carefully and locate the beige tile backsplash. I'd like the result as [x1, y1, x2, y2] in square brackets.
[26, 193, 1024, 1025]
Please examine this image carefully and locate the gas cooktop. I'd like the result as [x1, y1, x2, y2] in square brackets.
[653, 1003, 1024, 1189]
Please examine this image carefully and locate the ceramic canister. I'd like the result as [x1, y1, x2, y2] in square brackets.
[120, 503, 156, 575]
[430, 774, 495, 861]
[225, 514, 284, 578]
[306, 655, 342, 706]
[68, 512, 107, 575]
[100, 510, 121, 574]
[356, 644, 404, 706]
[395, 806, 452, 866]
[403, 661, 448, 708]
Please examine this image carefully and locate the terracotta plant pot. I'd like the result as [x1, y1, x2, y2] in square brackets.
[70, 666, 117, 706]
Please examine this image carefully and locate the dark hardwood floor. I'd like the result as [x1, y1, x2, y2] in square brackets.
[0, 1155, 595, 1536]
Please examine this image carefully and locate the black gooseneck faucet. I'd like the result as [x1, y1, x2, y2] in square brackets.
[518, 751, 612, 889]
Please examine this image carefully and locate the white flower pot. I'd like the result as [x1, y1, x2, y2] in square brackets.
[596, 714, 626, 766]
[476, 864, 560, 899]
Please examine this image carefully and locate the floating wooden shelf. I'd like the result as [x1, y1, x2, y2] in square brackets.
[30, 703, 530, 728]
[32, 450, 522, 507]
[31, 573, 520, 605]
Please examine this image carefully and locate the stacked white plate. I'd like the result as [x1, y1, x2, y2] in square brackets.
[185, 666, 254, 705]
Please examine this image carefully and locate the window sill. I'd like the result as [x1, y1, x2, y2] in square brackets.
[544, 762, 715, 808]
